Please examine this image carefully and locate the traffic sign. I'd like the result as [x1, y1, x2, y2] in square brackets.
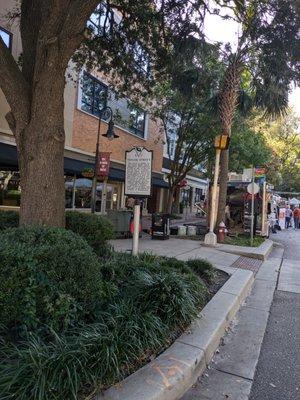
[247, 182, 259, 195]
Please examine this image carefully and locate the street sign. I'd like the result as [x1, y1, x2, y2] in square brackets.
[125, 147, 153, 197]
[98, 152, 111, 177]
[247, 182, 259, 195]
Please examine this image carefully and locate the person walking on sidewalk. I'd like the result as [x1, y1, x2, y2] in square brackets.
[285, 206, 293, 229]
[293, 205, 300, 229]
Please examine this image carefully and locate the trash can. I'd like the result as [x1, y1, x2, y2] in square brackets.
[187, 225, 197, 236]
[178, 225, 187, 236]
[151, 213, 170, 240]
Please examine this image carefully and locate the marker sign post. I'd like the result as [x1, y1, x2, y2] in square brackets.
[247, 168, 259, 246]
[125, 147, 153, 255]
[98, 152, 111, 214]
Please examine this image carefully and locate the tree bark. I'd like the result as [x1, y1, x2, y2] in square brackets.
[216, 55, 243, 226]
[166, 186, 175, 214]
[16, 44, 67, 227]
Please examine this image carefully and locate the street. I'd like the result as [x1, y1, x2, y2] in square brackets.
[250, 229, 300, 400]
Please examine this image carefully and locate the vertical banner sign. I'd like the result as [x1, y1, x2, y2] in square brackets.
[125, 147, 153, 197]
[98, 152, 111, 177]
[125, 147, 153, 255]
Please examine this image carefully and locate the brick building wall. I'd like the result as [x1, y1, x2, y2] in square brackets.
[72, 108, 164, 173]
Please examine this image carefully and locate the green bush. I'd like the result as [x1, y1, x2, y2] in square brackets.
[0, 210, 115, 256]
[66, 211, 115, 256]
[0, 226, 104, 336]
[186, 258, 216, 283]
[0, 210, 19, 231]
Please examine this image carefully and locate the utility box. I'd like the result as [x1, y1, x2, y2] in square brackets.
[107, 210, 132, 237]
[151, 213, 170, 240]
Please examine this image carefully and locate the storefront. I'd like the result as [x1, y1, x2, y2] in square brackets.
[0, 142, 168, 213]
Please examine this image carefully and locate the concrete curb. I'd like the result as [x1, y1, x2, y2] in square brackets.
[216, 239, 273, 260]
[96, 269, 254, 400]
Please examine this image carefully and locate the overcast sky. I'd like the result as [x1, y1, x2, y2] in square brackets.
[204, 12, 299, 116]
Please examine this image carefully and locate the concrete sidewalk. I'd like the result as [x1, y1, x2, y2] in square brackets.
[110, 235, 240, 272]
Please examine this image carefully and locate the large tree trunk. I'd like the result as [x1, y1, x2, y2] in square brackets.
[16, 46, 67, 227]
[18, 127, 65, 227]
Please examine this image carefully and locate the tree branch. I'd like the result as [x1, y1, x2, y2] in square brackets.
[0, 37, 30, 134]
[59, 0, 100, 62]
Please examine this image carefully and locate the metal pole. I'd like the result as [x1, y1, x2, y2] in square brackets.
[261, 181, 267, 236]
[250, 167, 255, 246]
[132, 199, 140, 256]
[91, 113, 102, 213]
[100, 177, 108, 215]
[209, 148, 221, 233]
[204, 148, 221, 246]
[71, 174, 76, 210]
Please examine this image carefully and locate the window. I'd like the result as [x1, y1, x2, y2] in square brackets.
[0, 27, 12, 50]
[88, 3, 114, 37]
[80, 73, 147, 138]
[132, 43, 150, 75]
[81, 72, 108, 117]
[128, 105, 146, 138]
[165, 113, 180, 159]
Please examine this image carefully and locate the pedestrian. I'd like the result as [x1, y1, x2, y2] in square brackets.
[293, 205, 300, 229]
[285, 206, 293, 229]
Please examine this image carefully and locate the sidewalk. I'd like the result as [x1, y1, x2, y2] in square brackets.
[111, 235, 240, 272]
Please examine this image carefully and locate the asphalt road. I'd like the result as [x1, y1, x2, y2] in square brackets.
[249, 229, 300, 400]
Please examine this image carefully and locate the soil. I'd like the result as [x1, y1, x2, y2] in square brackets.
[208, 269, 229, 297]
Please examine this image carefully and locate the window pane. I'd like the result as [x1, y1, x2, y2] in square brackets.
[0, 28, 11, 48]
[88, 3, 113, 37]
[81, 73, 107, 117]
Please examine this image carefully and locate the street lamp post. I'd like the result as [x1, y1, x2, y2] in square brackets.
[204, 134, 230, 246]
[91, 106, 119, 214]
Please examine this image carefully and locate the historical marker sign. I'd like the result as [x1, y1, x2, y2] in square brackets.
[125, 147, 153, 197]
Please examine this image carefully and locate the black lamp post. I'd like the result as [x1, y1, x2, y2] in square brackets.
[91, 106, 119, 213]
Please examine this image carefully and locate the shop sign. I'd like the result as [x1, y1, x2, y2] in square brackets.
[125, 147, 153, 197]
[98, 152, 111, 177]
[255, 167, 266, 178]
[179, 179, 188, 188]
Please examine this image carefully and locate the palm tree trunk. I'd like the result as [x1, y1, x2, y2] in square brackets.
[216, 55, 243, 226]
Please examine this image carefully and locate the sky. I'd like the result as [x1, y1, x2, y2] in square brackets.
[204, 12, 299, 116]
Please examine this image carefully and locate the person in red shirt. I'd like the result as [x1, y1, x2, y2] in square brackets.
[293, 206, 300, 229]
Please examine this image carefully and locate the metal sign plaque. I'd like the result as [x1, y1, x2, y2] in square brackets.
[125, 147, 153, 197]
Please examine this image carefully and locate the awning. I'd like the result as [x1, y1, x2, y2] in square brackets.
[0, 142, 169, 188]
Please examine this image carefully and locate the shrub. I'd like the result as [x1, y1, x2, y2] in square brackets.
[186, 258, 216, 283]
[0, 226, 104, 336]
[65, 211, 115, 256]
[0, 210, 19, 231]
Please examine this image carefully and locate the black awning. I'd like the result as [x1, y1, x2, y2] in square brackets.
[0, 142, 18, 170]
[1, 142, 169, 187]
[153, 176, 169, 188]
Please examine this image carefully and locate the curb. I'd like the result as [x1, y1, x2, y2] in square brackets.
[216, 239, 273, 260]
[96, 269, 254, 400]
